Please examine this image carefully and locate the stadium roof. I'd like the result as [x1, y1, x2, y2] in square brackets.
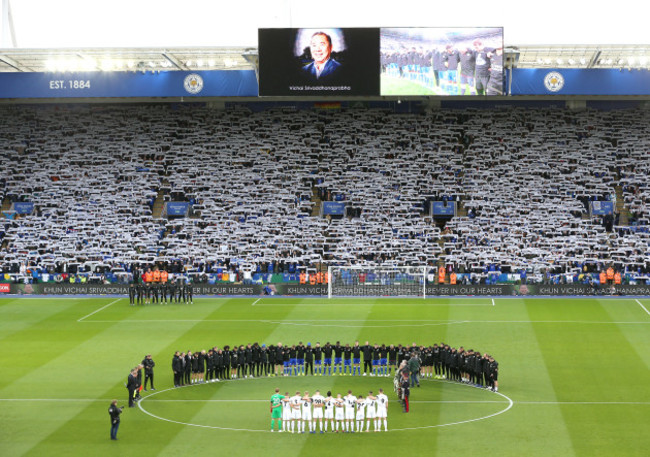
[1, 45, 649, 73]
[2, 0, 649, 73]
[0, 47, 256, 72]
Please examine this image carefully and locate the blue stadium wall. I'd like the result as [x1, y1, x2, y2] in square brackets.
[1, 68, 650, 99]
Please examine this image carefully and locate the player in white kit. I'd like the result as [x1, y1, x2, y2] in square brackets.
[343, 390, 357, 432]
[281, 392, 292, 432]
[376, 388, 389, 431]
[366, 391, 377, 432]
[301, 391, 313, 433]
[355, 395, 366, 432]
[334, 393, 345, 432]
[324, 391, 335, 432]
[289, 391, 302, 433]
[311, 390, 326, 433]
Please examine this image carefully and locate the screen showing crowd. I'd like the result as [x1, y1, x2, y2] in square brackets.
[380, 27, 504, 96]
[259, 27, 504, 97]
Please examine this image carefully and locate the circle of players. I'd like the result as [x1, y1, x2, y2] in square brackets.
[271, 388, 389, 433]
[128, 280, 193, 305]
[171, 341, 499, 392]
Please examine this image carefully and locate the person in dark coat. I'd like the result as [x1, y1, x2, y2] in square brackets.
[172, 351, 181, 387]
[400, 372, 410, 412]
[126, 368, 137, 407]
[142, 354, 155, 390]
[108, 399, 123, 440]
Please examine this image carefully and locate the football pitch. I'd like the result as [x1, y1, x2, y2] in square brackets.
[0, 296, 648, 457]
[380, 74, 443, 96]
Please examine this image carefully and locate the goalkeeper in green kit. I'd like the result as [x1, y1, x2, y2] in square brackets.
[270, 388, 285, 432]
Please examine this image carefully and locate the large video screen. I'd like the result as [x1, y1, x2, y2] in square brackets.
[380, 27, 504, 96]
[258, 27, 503, 97]
[258, 28, 380, 97]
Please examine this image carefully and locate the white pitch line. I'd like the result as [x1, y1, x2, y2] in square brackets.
[1, 398, 647, 405]
[255, 320, 468, 329]
[253, 302, 493, 307]
[251, 298, 261, 306]
[136, 383, 515, 432]
[635, 299, 650, 316]
[492, 298, 495, 307]
[77, 298, 122, 322]
[78, 319, 650, 325]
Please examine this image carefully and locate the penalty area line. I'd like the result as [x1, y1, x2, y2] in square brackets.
[77, 298, 122, 322]
[635, 299, 650, 316]
[251, 298, 261, 306]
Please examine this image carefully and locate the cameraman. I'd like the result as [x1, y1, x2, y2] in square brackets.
[108, 400, 123, 440]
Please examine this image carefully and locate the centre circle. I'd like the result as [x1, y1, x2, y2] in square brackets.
[138, 377, 513, 432]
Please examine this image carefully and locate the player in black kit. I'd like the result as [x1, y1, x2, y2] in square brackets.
[343, 343, 353, 375]
[388, 344, 398, 376]
[323, 342, 333, 376]
[313, 342, 323, 375]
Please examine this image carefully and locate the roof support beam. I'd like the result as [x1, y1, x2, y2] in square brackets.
[162, 52, 188, 71]
[2, 0, 17, 47]
[0, 54, 31, 71]
[587, 50, 601, 69]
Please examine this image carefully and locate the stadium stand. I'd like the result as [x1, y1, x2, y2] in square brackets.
[1, 104, 649, 284]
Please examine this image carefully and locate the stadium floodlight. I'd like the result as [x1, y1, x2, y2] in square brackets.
[544, 58, 551, 64]
[556, 58, 563, 65]
[626, 57, 634, 65]
[196, 59, 204, 67]
[580, 57, 586, 65]
[148, 61, 155, 67]
[640, 57, 648, 65]
[45, 59, 57, 72]
[328, 265, 427, 299]
[127, 60, 135, 69]
[568, 58, 575, 65]
[208, 59, 215, 67]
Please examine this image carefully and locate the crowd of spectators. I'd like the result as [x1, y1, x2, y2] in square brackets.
[1, 104, 649, 285]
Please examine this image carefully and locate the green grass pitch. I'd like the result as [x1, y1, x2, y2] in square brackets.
[380, 74, 445, 96]
[0, 296, 648, 456]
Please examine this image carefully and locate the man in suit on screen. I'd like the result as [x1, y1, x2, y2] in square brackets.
[302, 32, 342, 82]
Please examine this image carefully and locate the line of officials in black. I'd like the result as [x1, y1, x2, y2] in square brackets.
[128, 281, 193, 306]
[170, 341, 499, 392]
